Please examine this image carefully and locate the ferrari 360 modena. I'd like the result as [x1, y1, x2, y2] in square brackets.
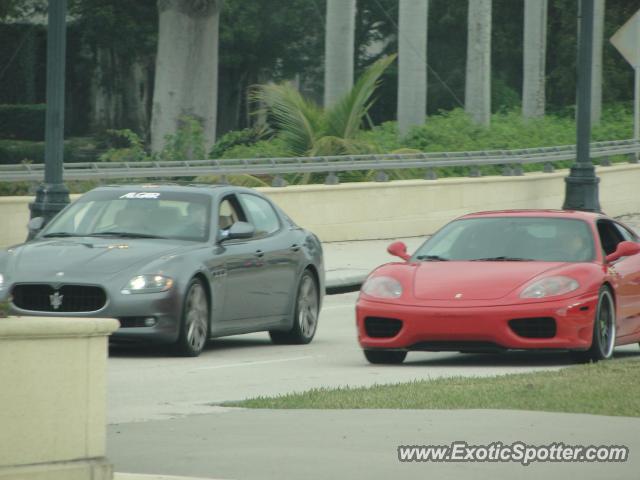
[357, 210, 640, 364]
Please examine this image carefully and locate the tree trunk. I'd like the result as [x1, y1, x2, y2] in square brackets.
[522, 0, 547, 119]
[397, 0, 429, 136]
[591, 0, 605, 124]
[124, 59, 151, 138]
[324, 0, 356, 108]
[90, 47, 117, 131]
[151, 0, 221, 154]
[465, 0, 492, 126]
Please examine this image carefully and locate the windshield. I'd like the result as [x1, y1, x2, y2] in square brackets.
[41, 189, 211, 242]
[413, 217, 595, 262]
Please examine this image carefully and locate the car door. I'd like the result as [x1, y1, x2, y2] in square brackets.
[214, 194, 265, 327]
[612, 221, 640, 337]
[598, 219, 640, 338]
[238, 193, 300, 320]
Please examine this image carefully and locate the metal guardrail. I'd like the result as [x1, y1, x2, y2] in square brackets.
[1, 139, 639, 185]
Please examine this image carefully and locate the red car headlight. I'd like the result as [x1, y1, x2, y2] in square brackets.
[520, 276, 580, 299]
[361, 276, 403, 299]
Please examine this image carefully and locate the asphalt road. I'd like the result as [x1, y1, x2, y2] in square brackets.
[106, 291, 639, 425]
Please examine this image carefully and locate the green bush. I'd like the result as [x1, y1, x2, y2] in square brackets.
[0, 299, 9, 318]
[0, 104, 46, 140]
[0, 137, 102, 165]
[209, 126, 271, 159]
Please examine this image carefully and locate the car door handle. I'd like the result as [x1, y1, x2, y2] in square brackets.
[290, 244, 301, 252]
[255, 250, 264, 258]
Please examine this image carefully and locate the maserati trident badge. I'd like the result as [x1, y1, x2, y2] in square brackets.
[50, 291, 63, 310]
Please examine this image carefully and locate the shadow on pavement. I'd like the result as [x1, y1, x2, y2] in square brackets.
[402, 348, 640, 368]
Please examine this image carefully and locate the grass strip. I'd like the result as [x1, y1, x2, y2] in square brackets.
[223, 357, 640, 417]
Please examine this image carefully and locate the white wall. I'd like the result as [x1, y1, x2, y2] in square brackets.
[1, 164, 638, 246]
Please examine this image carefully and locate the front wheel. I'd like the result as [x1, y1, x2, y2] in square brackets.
[270, 270, 319, 345]
[572, 287, 616, 363]
[175, 278, 209, 357]
[363, 349, 407, 364]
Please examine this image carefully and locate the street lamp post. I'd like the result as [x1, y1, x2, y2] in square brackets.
[29, 0, 70, 230]
[562, 0, 601, 212]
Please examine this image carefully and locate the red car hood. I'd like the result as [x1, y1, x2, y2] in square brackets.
[412, 261, 565, 301]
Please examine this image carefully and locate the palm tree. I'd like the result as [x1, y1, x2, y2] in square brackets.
[150, 0, 222, 154]
[523, 0, 548, 119]
[397, 0, 429, 136]
[252, 55, 396, 157]
[324, 0, 357, 108]
[465, 0, 492, 126]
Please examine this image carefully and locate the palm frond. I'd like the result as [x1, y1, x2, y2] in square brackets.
[325, 54, 397, 139]
[250, 83, 324, 156]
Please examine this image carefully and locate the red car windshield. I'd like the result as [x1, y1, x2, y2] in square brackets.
[414, 217, 595, 262]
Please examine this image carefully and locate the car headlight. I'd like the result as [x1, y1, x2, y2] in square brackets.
[361, 276, 403, 299]
[121, 275, 174, 294]
[520, 276, 579, 299]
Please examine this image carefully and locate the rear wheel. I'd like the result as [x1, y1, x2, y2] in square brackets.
[363, 349, 407, 364]
[571, 286, 615, 363]
[270, 270, 319, 345]
[175, 278, 209, 357]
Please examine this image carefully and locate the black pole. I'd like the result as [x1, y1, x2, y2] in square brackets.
[29, 0, 70, 233]
[562, 0, 600, 211]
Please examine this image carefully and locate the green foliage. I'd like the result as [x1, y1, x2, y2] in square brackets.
[0, 299, 9, 318]
[98, 129, 149, 162]
[0, 137, 103, 165]
[252, 55, 396, 157]
[159, 116, 207, 161]
[218, 138, 290, 159]
[0, 104, 45, 141]
[209, 126, 270, 159]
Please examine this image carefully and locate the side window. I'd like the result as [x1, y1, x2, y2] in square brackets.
[597, 220, 625, 255]
[613, 223, 639, 242]
[239, 194, 280, 236]
[218, 196, 244, 232]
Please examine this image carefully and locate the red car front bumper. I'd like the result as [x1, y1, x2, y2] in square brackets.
[356, 293, 599, 352]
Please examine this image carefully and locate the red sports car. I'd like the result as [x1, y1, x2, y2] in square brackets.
[356, 210, 640, 364]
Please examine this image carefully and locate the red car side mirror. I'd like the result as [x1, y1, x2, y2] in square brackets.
[387, 241, 411, 261]
[606, 241, 640, 263]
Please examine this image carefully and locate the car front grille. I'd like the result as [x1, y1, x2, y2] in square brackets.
[508, 317, 557, 339]
[11, 284, 107, 313]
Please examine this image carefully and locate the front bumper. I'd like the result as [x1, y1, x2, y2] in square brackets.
[8, 287, 183, 345]
[356, 293, 599, 352]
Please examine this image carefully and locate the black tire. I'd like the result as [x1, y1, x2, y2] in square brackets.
[175, 278, 210, 357]
[571, 286, 616, 363]
[363, 349, 407, 364]
[270, 270, 319, 345]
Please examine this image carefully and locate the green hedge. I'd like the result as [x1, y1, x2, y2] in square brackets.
[0, 137, 102, 165]
[0, 104, 46, 140]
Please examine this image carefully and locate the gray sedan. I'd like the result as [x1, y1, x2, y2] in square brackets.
[0, 184, 324, 356]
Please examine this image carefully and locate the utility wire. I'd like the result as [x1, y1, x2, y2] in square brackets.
[0, 29, 31, 83]
[371, 0, 465, 108]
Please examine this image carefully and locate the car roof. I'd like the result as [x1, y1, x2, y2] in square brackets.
[91, 183, 256, 196]
[458, 209, 606, 222]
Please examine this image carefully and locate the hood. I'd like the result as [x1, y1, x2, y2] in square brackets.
[7, 238, 189, 277]
[412, 261, 565, 301]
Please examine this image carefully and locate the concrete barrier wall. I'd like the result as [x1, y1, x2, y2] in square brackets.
[1, 164, 639, 245]
[0, 316, 119, 480]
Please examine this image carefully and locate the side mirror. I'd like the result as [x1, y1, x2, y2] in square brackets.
[606, 241, 640, 263]
[387, 241, 411, 261]
[221, 221, 255, 242]
[27, 217, 45, 240]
